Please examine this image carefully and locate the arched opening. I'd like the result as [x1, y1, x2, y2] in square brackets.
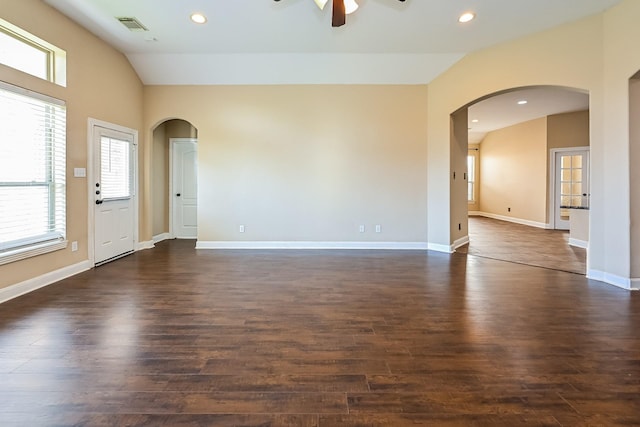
[453, 86, 590, 274]
[151, 119, 198, 243]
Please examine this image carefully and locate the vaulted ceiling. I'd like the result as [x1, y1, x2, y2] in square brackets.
[43, 0, 613, 135]
[44, 0, 620, 85]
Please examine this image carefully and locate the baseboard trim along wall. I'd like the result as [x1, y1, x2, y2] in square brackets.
[152, 233, 171, 244]
[136, 240, 155, 251]
[587, 270, 640, 291]
[453, 236, 470, 251]
[0, 260, 92, 304]
[196, 241, 429, 250]
[568, 238, 588, 249]
[470, 212, 550, 229]
[427, 242, 454, 253]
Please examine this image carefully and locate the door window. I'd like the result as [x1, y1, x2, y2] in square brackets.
[100, 136, 132, 200]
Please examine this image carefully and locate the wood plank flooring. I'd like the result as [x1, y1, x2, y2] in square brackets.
[458, 216, 586, 275]
[0, 239, 638, 426]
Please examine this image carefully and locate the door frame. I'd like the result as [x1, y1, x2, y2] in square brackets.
[169, 137, 198, 239]
[548, 146, 589, 230]
[87, 118, 139, 265]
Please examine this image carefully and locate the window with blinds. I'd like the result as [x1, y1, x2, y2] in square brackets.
[0, 81, 67, 264]
[100, 136, 132, 200]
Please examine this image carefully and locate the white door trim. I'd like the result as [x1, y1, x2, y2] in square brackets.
[548, 146, 589, 230]
[87, 118, 139, 265]
[169, 138, 198, 239]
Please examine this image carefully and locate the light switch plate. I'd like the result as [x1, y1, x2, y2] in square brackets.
[74, 167, 86, 177]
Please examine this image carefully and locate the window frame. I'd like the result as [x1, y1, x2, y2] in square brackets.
[0, 81, 67, 266]
[467, 154, 477, 203]
[0, 18, 66, 86]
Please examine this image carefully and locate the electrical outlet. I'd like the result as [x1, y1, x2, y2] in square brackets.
[359, 225, 365, 233]
[71, 241, 78, 252]
[508, 207, 511, 212]
[239, 225, 245, 233]
[375, 225, 381, 233]
[458, 223, 461, 231]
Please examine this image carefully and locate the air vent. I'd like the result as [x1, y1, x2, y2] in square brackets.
[117, 17, 148, 31]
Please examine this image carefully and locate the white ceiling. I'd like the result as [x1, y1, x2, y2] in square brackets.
[467, 87, 590, 143]
[42, 0, 609, 132]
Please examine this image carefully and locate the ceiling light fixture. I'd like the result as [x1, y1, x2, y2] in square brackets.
[472, 119, 479, 123]
[278, 0, 404, 28]
[458, 12, 475, 23]
[190, 13, 207, 24]
[344, 0, 359, 15]
[517, 100, 528, 105]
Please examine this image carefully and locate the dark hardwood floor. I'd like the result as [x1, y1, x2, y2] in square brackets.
[0, 239, 638, 426]
[459, 216, 587, 275]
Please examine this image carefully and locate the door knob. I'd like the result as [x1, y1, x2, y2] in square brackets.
[95, 200, 103, 205]
[176, 193, 181, 197]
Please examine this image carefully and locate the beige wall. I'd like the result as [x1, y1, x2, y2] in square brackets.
[152, 123, 167, 236]
[547, 110, 590, 150]
[602, 0, 640, 280]
[0, 0, 143, 290]
[473, 110, 589, 225]
[144, 85, 429, 243]
[429, 0, 640, 280]
[427, 14, 604, 249]
[152, 120, 198, 237]
[479, 118, 548, 224]
[450, 109, 468, 242]
[4, 0, 640, 292]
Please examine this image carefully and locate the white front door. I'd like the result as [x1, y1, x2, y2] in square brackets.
[554, 150, 589, 230]
[94, 126, 136, 265]
[171, 139, 198, 239]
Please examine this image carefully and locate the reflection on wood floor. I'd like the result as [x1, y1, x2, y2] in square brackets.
[1, 238, 636, 426]
[459, 216, 586, 275]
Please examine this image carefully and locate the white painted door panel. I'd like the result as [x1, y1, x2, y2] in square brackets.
[172, 139, 198, 239]
[94, 127, 136, 265]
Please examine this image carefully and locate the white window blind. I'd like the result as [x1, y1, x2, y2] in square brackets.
[100, 136, 132, 200]
[0, 81, 66, 259]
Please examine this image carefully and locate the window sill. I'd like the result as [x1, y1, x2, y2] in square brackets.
[0, 240, 68, 266]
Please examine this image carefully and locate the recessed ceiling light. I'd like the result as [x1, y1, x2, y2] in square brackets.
[518, 100, 528, 105]
[458, 12, 475, 23]
[190, 13, 207, 24]
[472, 119, 479, 123]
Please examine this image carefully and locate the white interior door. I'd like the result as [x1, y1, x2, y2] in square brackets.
[555, 150, 589, 230]
[94, 126, 136, 265]
[171, 139, 197, 239]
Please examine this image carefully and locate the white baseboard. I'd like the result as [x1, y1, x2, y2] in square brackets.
[152, 233, 171, 244]
[453, 236, 470, 250]
[427, 242, 454, 253]
[587, 269, 639, 291]
[136, 240, 155, 251]
[568, 238, 588, 249]
[196, 241, 428, 250]
[472, 211, 550, 229]
[0, 260, 92, 304]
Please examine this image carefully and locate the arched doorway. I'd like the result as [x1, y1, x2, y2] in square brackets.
[453, 86, 590, 274]
[151, 119, 198, 243]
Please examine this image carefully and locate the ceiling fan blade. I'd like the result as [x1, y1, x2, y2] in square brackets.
[332, 0, 346, 27]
